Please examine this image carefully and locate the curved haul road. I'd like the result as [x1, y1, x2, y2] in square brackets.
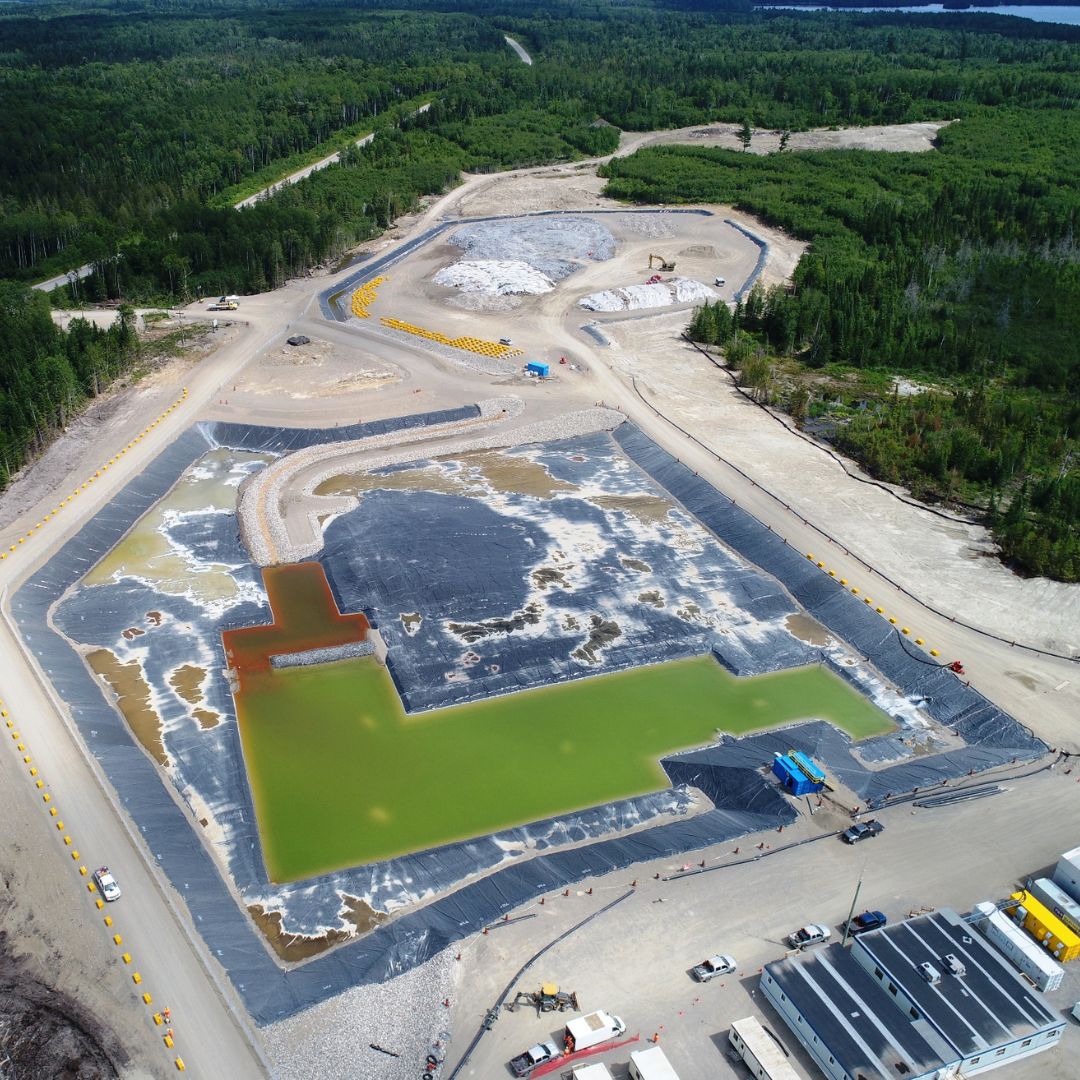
[3, 142, 1078, 1080]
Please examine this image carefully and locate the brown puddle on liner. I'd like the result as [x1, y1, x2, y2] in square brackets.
[315, 448, 576, 501]
[785, 613, 833, 646]
[248, 896, 386, 962]
[587, 493, 673, 525]
[87, 649, 168, 767]
[168, 664, 221, 730]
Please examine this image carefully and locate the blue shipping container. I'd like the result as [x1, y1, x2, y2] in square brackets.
[526, 361, 549, 378]
[772, 754, 819, 796]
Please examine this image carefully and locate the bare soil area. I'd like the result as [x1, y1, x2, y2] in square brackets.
[0, 739, 163, 1080]
[641, 119, 950, 155]
[238, 337, 401, 399]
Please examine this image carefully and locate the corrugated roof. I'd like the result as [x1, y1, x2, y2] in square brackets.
[764, 944, 948, 1080]
[854, 909, 1060, 1058]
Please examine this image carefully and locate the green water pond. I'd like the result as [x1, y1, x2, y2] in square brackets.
[237, 654, 893, 882]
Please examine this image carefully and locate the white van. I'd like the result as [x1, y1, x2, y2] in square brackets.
[629, 1044, 681, 1079]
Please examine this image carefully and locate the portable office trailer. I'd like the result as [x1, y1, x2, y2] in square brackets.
[1028, 877, 1080, 937]
[1009, 890, 1080, 962]
[571, 1066, 615, 1080]
[1052, 845, 1080, 901]
[729, 1017, 802, 1080]
[629, 1045, 681, 1080]
[973, 902, 1065, 992]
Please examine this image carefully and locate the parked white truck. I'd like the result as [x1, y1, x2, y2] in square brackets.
[564, 1010, 626, 1053]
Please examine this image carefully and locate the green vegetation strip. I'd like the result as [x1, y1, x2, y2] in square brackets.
[237, 654, 893, 882]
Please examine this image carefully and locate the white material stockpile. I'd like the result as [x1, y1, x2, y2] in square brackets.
[433, 259, 555, 295]
[972, 901, 1064, 992]
[578, 277, 717, 312]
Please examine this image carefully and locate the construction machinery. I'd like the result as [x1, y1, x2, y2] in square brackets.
[648, 254, 676, 272]
[505, 983, 579, 1015]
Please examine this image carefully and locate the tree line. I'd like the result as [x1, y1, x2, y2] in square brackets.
[0, 283, 140, 488]
[633, 108, 1079, 579]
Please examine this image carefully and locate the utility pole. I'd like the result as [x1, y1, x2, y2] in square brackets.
[841, 867, 865, 947]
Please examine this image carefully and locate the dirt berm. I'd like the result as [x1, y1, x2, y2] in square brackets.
[0, 930, 124, 1079]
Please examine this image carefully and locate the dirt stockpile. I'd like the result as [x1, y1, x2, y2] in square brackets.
[0, 933, 122, 1079]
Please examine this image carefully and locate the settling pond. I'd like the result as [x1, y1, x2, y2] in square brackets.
[237, 652, 894, 882]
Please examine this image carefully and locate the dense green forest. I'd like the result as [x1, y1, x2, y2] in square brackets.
[0, 283, 141, 485]
[609, 110, 1079, 579]
[0, 0, 1077, 578]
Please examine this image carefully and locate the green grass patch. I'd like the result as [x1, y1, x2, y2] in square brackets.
[237, 655, 893, 882]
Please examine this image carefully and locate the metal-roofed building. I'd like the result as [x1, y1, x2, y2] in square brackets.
[761, 908, 1064, 1080]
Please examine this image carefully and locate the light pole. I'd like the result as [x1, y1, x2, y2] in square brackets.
[841, 866, 865, 947]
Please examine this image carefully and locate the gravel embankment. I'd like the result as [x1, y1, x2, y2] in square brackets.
[262, 946, 459, 1080]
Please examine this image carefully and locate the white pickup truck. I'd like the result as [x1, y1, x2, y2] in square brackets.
[510, 1040, 560, 1077]
[93, 866, 121, 902]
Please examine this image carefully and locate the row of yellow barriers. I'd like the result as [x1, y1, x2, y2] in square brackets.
[380, 316, 524, 359]
[805, 552, 941, 658]
[0, 387, 189, 564]
[1, 694, 186, 1071]
[351, 276, 385, 319]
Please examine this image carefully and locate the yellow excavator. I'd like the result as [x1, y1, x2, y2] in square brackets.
[648, 253, 676, 271]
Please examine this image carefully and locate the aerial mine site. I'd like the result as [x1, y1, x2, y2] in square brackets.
[1, 5, 1078, 1080]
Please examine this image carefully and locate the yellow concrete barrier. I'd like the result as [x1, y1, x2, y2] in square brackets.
[79, 866, 88, 876]
[70, 850, 79, 860]
[888, 617, 896, 624]
[915, 637, 925, 645]
[875, 607, 884, 614]
[112, 934, 122, 945]
[143, 993, 153, 1006]
[49, 807, 57, 817]
[153, 1013, 163, 1025]
[901, 627, 910, 635]
[35, 779, 44, 789]
[104, 915, 113, 927]
[175, 1058, 185, 1072]
[164, 1034, 174, 1048]
[43, 793, 51, 802]
[132, 972, 142, 985]
[96, 898, 105, 909]
[64, 835, 72, 845]
[122, 952, 131, 964]
[851, 587, 859, 594]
